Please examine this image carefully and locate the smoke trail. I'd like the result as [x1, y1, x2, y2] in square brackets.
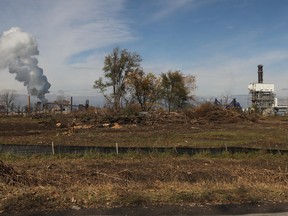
[0, 27, 51, 101]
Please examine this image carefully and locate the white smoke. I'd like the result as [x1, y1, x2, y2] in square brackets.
[0, 27, 51, 101]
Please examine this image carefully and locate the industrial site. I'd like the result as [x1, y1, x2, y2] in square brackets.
[0, 36, 288, 214]
[248, 64, 288, 115]
[1, 1, 288, 215]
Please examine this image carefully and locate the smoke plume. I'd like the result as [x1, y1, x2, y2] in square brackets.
[0, 27, 51, 101]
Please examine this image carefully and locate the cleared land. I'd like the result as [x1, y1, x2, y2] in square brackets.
[0, 106, 288, 214]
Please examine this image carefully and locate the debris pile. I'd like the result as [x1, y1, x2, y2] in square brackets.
[191, 102, 252, 124]
[33, 102, 259, 132]
[138, 111, 188, 126]
[193, 103, 236, 123]
[0, 160, 36, 186]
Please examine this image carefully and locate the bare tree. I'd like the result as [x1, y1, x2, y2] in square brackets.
[221, 90, 232, 105]
[0, 90, 18, 115]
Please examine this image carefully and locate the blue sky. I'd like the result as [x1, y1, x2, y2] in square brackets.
[1, 0, 288, 102]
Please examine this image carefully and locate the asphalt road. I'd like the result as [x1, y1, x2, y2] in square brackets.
[1, 203, 288, 216]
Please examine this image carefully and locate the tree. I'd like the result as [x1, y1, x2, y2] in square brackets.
[0, 90, 18, 115]
[126, 70, 161, 111]
[93, 47, 142, 111]
[220, 90, 232, 105]
[160, 70, 196, 112]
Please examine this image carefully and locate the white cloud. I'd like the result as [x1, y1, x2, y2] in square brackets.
[153, 0, 194, 19]
[1, 0, 288, 104]
[0, 0, 135, 98]
[189, 50, 288, 97]
[151, 0, 216, 20]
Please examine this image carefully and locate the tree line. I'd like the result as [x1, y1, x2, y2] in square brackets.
[93, 47, 196, 112]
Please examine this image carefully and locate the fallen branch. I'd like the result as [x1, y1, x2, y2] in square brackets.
[93, 171, 132, 183]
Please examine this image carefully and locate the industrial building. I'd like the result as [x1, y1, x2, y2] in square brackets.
[248, 64, 288, 115]
[248, 65, 275, 113]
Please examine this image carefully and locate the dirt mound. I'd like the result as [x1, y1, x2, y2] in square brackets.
[0, 160, 37, 186]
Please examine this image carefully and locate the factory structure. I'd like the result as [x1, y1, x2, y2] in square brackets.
[248, 64, 288, 115]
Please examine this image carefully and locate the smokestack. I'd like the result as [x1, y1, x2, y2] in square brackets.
[27, 95, 30, 114]
[70, 96, 73, 112]
[257, 64, 263, 83]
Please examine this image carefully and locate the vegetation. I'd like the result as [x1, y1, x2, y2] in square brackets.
[0, 90, 18, 115]
[93, 47, 142, 111]
[1, 152, 287, 213]
[0, 103, 288, 214]
[160, 70, 196, 111]
[93, 47, 196, 112]
[126, 71, 161, 111]
[0, 47, 287, 214]
[0, 105, 287, 150]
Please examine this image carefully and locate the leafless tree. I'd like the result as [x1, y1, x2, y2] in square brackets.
[0, 90, 18, 115]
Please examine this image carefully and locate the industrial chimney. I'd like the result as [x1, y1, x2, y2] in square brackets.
[248, 64, 275, 113]
[258, 64, 263, 83]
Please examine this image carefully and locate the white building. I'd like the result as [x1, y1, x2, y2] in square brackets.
[248, 65, 275, 112]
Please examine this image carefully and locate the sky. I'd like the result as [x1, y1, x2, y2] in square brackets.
[1, 0, 288, 104]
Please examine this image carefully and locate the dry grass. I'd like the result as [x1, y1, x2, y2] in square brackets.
[1, 109, 288, 149]
[1, 108, 288, 213]
[1, 153, 287, 213]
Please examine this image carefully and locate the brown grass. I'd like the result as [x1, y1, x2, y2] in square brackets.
[1, 108, 288, 213]
[1, 111, 288, 149]
[1, 153, 287, 213]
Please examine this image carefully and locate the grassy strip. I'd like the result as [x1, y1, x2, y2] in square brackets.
[1, 116, 288, 150]
[1, 152, 287, 213]
[1, 150, 288, 163]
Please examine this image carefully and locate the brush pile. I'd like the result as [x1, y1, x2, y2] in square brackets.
[186, 102, 259, 124]
[31, 102, 260, 131]
[0, 160, 36, 186]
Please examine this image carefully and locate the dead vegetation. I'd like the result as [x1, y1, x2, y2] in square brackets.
[187, 102, 259, 124]
[0, 154, 287, 213]
[30, 102, 257, 128]
[1, 103, 288, 150]
[0, 160, 36, 186]
[1, 104, 288, 213]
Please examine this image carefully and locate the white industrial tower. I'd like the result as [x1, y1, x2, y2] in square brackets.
[248, 65, 275, 112]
